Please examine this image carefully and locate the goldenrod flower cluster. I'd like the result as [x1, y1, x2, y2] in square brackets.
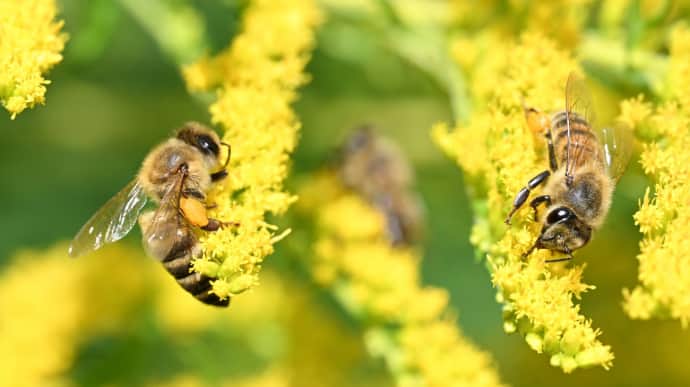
[297, 173, 505, 387]
[0, 0, 67, 119]
[434, 33, 613, 372]
[181, 0, 322, 300]
[622, 25, 690, 326]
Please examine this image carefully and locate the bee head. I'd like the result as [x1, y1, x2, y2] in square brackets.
[536, 206, 592, 253]
[177, 122, 221, 156]
[343, 126, 375, 154]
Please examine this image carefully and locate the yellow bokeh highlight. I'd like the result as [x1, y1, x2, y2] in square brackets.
[0, 243, 153, 387]
[0, 0, 67, 119]
[0, 241, 383, 387]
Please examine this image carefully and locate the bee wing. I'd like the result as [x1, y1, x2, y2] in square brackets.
[564, 72, 596, 127]
[563, 73, 598, 178]
[68, 179, 148, 257]
[141, 168, 188, 260]
[375, 193, 425, 247]
[599, 122, 633, 181]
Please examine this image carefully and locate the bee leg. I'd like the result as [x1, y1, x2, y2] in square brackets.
[545, 254, 573, 263]
[211, 170, 228, 182]
[529, 195, 551, 219]
[505, 170, 551, 225]
[545, 131, 558, 172]
[201, 218, 240, 231]
[545, 246, 573, 263]
[201, 219, 222, 231]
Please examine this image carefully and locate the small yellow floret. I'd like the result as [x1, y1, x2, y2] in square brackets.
[623, 24, 690, 328]
[0, 0, 67, 119]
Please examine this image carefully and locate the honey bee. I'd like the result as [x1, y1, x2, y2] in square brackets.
[338, 126, 424, 246]
[68, 122, 233, 306]
[505, 73, 631, 262]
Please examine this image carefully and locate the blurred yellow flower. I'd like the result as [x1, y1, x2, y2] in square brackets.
[623, 24, 690, 327]
[597, 0, 668, 30]
[0, 241, 383, 387]
[0, 243, 152, 387]
[451, 0, 591, 47]
[0, 0, 67, 119]
[297, 173, 505, 387]
[155, 264, 390, 387]
[181, 0, 322, 300]
[433, 33, 614, 372]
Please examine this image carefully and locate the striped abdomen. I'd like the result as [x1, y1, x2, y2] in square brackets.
[140, 208, 229, 307]
[161, 224, 229, 307]
[551, 111, 604, 169]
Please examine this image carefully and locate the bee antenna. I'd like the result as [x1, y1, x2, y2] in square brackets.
[221, 142, 231, 168]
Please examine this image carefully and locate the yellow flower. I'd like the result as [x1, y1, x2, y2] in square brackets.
[398, 320, 504, 387]
[0, 0, 67, 119]
[297, 173, 505, 387]
[181, 0, 322, 300]
[1, 241, 384, 386]
[623, 24, 690, 327]
[434, 33, 614, 372]
[152, 269, 380, 387]
[0, 243, 152, 387]
[666, 24, 690, 106]
[618, 94, 653, 134]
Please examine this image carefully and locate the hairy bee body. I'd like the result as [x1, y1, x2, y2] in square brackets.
[544, 111, 613, 230]
[69, 122, 231, 307]
[139, 139, 214, 203]
[338, 127, 424, 246]
[551, 111, 606, 170]
[137, 132, 229, 307]
[138, 209, 228, 307]
[507, 74, 630, 260]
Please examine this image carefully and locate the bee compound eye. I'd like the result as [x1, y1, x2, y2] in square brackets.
[196, 135, 219, 156]
[546, 207, 573, 224]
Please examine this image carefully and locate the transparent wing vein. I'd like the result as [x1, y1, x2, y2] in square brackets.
[68, 179, 148, 257]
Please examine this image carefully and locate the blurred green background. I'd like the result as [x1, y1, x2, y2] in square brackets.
[2, 1, 690, 386]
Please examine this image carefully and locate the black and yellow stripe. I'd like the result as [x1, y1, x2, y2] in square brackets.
[550, 111, 601, 169]
[162, 228, 230, 307]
